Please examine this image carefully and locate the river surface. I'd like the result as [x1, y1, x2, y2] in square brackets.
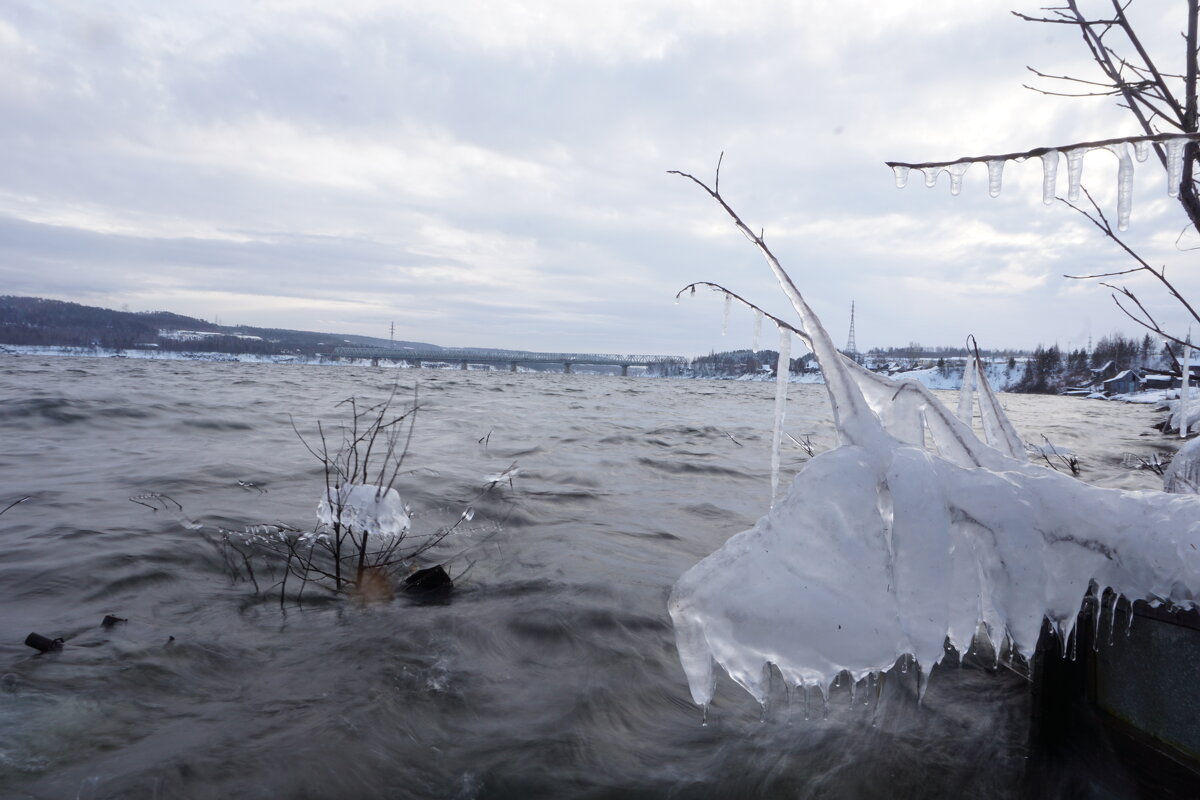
[0, 356, 1175, 799]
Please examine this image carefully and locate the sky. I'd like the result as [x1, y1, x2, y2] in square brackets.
[1, 0, 1197, 356]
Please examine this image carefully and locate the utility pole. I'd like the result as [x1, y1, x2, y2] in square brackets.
[390, 322, 394, 345]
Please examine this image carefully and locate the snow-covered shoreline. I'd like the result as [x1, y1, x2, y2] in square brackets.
[0, 344, 1177, 406]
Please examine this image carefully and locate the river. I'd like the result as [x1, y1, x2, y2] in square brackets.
[0, 356, 1174, 798]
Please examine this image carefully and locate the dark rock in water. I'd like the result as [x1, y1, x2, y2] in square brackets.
[403, 565, 452, 596]
[24, 632, 63, 653]
[102, 614, 127, 628]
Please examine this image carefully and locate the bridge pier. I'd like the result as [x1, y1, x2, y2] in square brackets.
[621, 365, 629, 377]
[510, 363, 518, 372]
[413, 359, 422, 368]
[460, 361, 468, 370]
[563, 363, 572, 374]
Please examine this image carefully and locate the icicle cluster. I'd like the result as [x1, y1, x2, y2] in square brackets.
[894, 134, 1195, 231]
[669, 241, 1200, 710]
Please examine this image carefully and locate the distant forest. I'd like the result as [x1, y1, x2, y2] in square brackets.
[0, 296, 426, 356]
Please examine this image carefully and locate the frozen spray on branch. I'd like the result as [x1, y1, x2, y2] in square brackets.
[667, 163, 1200, 710]
[887, 132, 1200, 232]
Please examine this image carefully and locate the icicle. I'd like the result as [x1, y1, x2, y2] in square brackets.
[1040, 150, 1059, 205]
[770, 327, 791, 504]
[1066, 147, 1086, 202]
[1134, 139, 1150, 163]
[948, 162, 970, 196]
[956, 354, 977, 426]
[986, 160, 1004, 197]
[752, 309, 763, 352]
[892, 165, 910, 188]
[1110, 594, 1122, 645]
[1182, 341, 1192, 438]
[1108, 142, 1134, 231]
[922, 167, 940, 188]
[1167, 137, 1186, 198]
[721, 293, 732, 336]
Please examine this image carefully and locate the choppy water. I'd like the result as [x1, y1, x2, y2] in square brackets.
[0, 357, 1174, 799]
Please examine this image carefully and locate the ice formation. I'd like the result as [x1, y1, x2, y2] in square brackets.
[1167, 137, 1185, 198]
[1040, 150, 1059, 206]
[1164, 437, 1200, 494]
[722, 293, 732, 336]
[1066, 147, 1086, 202]
[668, 214, 1200, 708]
[948, 162, 969, 196]
[986, 159, 1004, 198]
[1183, 343, 1193, 438]
[892, 165, 910, 189]
[770, 328, 791, 503]
[1108, 142, 1134, 231]
[752, 309, 763, 352]
[317, 484, 410, 540]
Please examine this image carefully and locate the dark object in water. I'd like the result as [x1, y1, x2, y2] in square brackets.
[102, 614, 127, 628]
[403, 565, 452, 596]
[24, 633, 63, 653]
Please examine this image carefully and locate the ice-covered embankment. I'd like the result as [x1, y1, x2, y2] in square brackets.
[666, 169, 1200, 712]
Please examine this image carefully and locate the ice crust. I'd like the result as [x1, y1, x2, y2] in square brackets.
[316, 483, 410, 540]
[668, 232, 1200, 707]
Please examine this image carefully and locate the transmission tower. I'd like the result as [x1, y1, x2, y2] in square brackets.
[845, 301, 858, 357]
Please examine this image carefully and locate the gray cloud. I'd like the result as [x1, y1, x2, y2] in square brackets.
[0, 1, 1193, 355]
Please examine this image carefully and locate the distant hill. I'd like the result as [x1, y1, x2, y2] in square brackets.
[0, 296, 441, 356]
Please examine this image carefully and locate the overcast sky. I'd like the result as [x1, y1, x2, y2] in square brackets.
[1, 1, 1196, 355]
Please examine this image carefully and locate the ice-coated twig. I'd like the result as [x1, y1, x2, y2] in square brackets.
[129, 493, 183, 512]
[0, 495, 30, 517]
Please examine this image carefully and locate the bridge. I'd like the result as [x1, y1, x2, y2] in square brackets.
[330, 347, 688, 376]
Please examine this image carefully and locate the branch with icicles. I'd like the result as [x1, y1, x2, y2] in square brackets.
[886, 132, 1200, 231]
[677, 280, 803, 503]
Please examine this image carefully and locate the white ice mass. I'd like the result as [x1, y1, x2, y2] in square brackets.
[668, 185, 1200, 709]
[317, 483, 410, 540]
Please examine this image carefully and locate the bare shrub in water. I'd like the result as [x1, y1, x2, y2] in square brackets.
[217, 382, 474, 605]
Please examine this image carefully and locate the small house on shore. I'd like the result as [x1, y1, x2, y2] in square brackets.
[1102, 369, 1143, 396]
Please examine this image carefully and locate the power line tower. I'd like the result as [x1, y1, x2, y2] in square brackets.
[845, 301, 858, 358]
